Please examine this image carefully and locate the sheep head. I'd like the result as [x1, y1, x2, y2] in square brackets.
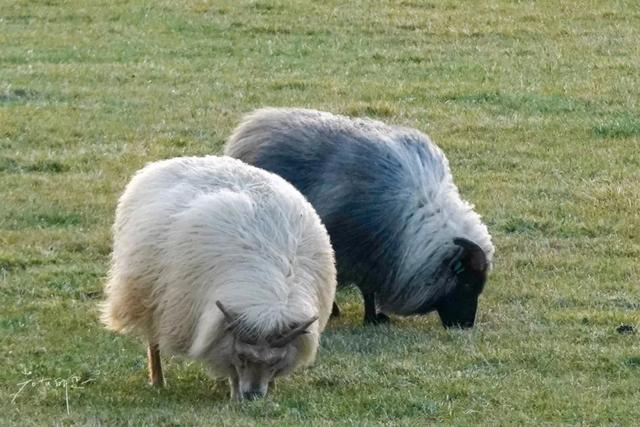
[436, 238, 489, 329]
[215, 300, 317, 401]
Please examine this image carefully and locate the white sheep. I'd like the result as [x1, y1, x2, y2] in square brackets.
[101, 156, 336, 400]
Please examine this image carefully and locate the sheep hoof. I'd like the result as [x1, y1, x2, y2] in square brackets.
[364, 312, 390, 326]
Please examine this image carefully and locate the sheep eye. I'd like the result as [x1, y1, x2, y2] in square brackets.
[453, 261, 465, 275]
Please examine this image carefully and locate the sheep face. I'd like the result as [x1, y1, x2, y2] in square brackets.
[436, 280, 482, 329]
[216, 301, 318, 401]
[410, 237, 488, 328]
[436, 238, 488, 329]
[229, 338, 297, 400]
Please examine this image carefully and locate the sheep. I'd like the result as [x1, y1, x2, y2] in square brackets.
[225, 108, 494, 328]
[101, 155, 336, 400]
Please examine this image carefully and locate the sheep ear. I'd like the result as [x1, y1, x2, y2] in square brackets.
[215, 300, 237, 326]
[452, 238, 488, 275]
[270, 316, 318, 347]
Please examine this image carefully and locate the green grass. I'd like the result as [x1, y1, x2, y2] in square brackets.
[2, 0, 639, 425]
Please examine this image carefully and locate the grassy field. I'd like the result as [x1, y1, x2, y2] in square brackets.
[2, 0, 639, 425]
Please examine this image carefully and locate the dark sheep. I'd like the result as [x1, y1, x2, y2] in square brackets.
[225, 108, 494, 328]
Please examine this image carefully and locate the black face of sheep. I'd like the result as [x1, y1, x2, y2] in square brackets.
[436, 238, 488, 328]
[436, 284, 480, 329]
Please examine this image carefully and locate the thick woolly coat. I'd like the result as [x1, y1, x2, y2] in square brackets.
[225, 108, 494, 315]
[101, 156, 336, 374]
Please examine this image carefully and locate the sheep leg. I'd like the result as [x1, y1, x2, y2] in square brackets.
[362, 292, 390, 325]
[331, 301, 341, 318]
[229, 375, 241, 401]
[363, 292, 377, 324]
[147, 343, 164, 387]
[268, 379, 276, 394]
